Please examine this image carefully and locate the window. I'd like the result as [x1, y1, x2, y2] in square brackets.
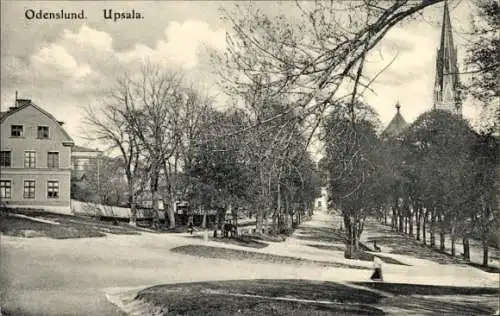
[0, 151, 11, 167]
[23, 180, 35, 199]
[37, 126, 49, 139]
[11, 125, 23, 137]
[24, 151, 36, 168]
[47, 181, 59, 198]
[47, 152, 59, 168]
[0, 180, 11, 199]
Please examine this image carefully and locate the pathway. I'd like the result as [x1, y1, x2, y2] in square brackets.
[1, 209, 497, 315]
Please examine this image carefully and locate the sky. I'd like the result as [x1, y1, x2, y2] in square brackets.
[0, 0, 486, 152]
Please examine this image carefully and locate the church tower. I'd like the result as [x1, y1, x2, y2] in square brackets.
[382, 102, 408, 139]
[433, 0, 462, 115]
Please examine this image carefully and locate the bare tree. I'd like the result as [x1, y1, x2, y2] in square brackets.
[83, 94, 143, 226]
[118, 63, 186, 228]
[162, 84, 213, 228]
[241, 93, 307, 234]
[212, 0, 445, 143]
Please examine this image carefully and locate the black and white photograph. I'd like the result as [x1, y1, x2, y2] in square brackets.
[0, 0, 498, 315]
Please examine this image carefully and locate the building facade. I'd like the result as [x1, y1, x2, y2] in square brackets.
[0, 99, 74, 214]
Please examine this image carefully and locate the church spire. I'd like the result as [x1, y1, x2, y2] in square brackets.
[433, 0, 461, 115]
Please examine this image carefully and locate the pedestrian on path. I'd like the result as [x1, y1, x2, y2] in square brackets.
[370, 256, 383, 282]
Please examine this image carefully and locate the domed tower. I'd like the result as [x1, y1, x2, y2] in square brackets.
[382, 102, 408, 138]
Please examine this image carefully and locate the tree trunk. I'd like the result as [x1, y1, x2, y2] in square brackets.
[150, 173, 160, 229]
[343, 213, 359, 260]
[384, 208, 388, 225]
[272, 211, 277, 235]
[398, 209, 404, 232]
[256, 204, 264, 233]
[276, 176, 281, 233]
[264, 209, 270, 234]
[439, 214, 445, 251]
[430, 212, 436, 248]
[167, 197, 176, 229]
[416, 207, 421, 241]
[391, 207, 397, 230]
[439, 232, 445, 251]
[451, 235, 456, 257]
[353, 221, 359, 253]
[358, 218, 365, 239]
[128, 181, 137, 226]
[214, 211, 220, 237]
[230, 203, 238, 236]
[422, 211, 427, 245]
[343, 214, 353, 259]
[284, 195, 289, 231]
[450, 222, 456, 256]
[463, 236, 470, 262]
[202, 210, 207, 229]
[409, 211, 414, 237]
[482, 237, 489, 267]
[256, 168, 265, 234]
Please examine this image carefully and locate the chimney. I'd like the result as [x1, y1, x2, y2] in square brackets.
[9, 91, 18, 110]
[15, 99, 32, 107]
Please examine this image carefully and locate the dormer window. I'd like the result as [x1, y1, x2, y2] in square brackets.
[11, 125, 23, 137]
[38, 126, 49, 139]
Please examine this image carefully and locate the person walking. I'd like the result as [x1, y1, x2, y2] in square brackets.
[370, 256, 383, 282]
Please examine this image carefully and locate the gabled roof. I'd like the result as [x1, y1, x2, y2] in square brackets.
[382, 102, 408, 138]
[0, 99, 74, 145]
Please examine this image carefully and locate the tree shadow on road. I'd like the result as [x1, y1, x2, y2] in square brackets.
[380, 295, 497, 315]
[364, 222, 465, 265]
[353, 282, 499, 315]
[364, 221, 500, 273]
[294, 226, 347, 244]
[171, 245, 371, 270]
[306, 243, 410, 266]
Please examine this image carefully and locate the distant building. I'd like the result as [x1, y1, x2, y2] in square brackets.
[71, 145, 102, 181]
[433, 0, 462, 115]
[136, 190, 165, 210]
[0, 98, 74, 214]
[382, 102, 408, 138]
[70, 145, 102, 202]
[71, 145, 102, 179]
